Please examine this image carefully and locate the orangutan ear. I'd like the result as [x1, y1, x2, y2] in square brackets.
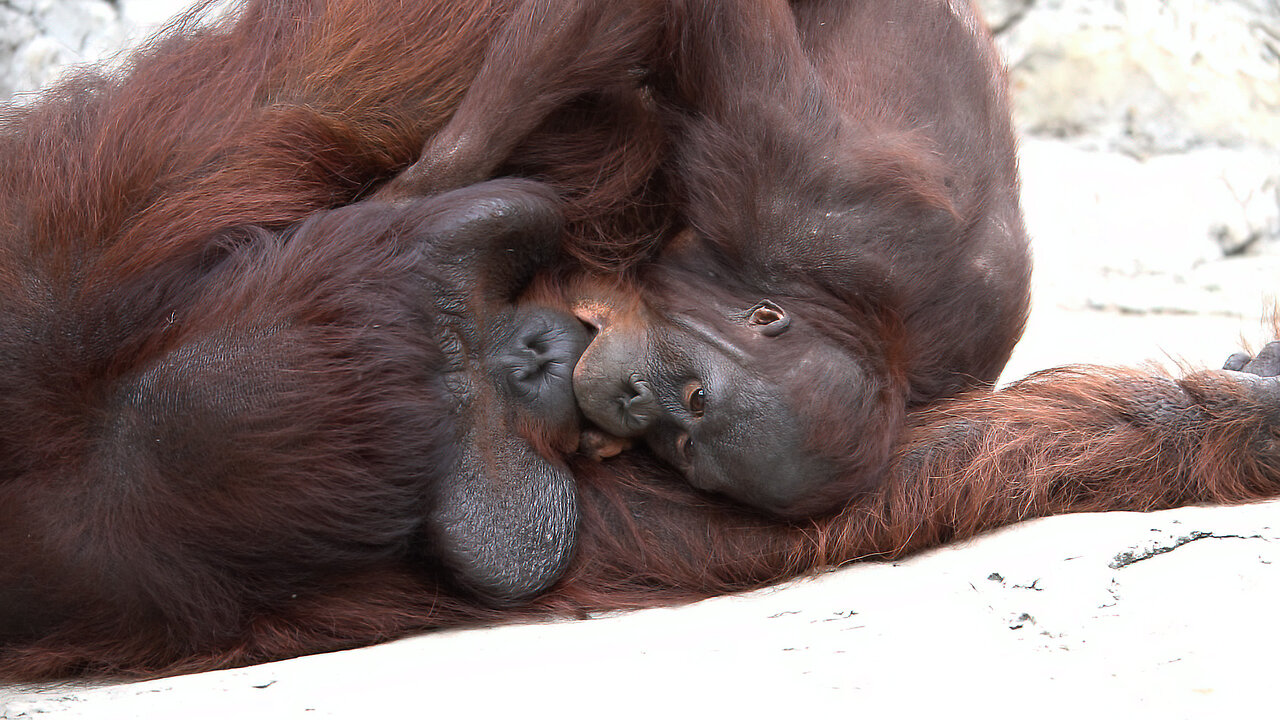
[747, 300, 790, 337]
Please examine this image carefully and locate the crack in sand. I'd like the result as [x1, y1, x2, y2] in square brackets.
[1109, 530, 1265, 569]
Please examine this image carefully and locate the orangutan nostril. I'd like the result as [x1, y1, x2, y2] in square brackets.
[616, 374, 659, 431]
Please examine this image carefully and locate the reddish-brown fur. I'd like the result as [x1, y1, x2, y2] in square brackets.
[1, 0, 1278, 680]
[403, 0, 1032, 516]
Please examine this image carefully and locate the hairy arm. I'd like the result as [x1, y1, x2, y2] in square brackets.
[875, 365, 1280, 556]
[549, 351, 1280, 609]
[376, 0, 666, 199]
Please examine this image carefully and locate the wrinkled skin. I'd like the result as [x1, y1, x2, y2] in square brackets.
[399, 181, 588, 602]
[0, 179, 586, 649]
[285, 181, 589, 604]
[395, 0, 1030, 518]
[568, 277, 849, 512]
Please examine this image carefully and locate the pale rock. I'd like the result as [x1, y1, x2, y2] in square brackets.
[981, 0, 1280, 154]
[0, 0, 127, 99]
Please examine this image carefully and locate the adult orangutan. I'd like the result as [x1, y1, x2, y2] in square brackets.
[1, 0, 1279, 681]
[0, 0, 644, 673]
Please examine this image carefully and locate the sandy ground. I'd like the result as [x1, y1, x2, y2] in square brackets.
[2, 140, 1279, 718]
[7, 502, 1280, 718]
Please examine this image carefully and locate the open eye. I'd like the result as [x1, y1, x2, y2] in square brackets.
[684, 383, 706, 417]
[676, 433, 695, 463]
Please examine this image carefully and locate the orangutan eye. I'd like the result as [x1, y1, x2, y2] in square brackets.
[676, 433, 695, 462]
[684, 383, 706, 417]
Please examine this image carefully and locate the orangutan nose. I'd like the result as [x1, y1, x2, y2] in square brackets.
[573, 327, 661, 438]
[617, 373, 660, 433]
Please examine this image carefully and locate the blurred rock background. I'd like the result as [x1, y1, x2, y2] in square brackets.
[980, 0, 1280, 377]
[2, 0, 1277, 374]
[0, 0, 173, 97]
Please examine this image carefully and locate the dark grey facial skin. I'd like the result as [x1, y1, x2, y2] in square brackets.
[490, 305, 588, 430]
[573, 299, 841, 518]
[412, 180, 584, 605]
[430, 303, 587, 603]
